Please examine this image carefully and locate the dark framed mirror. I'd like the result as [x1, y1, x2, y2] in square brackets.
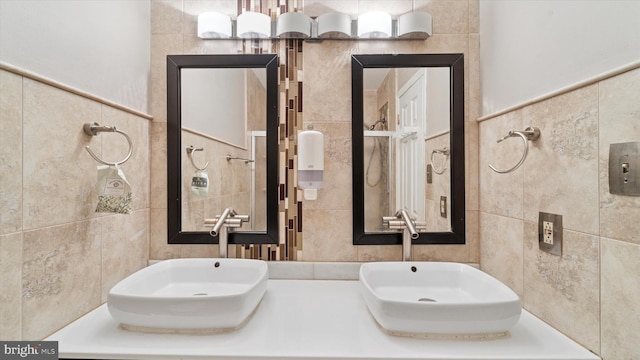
[352, 53, 465, 245]
[167, 54, 279, 245]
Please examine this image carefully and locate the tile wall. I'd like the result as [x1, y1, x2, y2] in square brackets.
[0, 68, 150, 340]
[300, 0, 480, 262]
[149, 0, 481, 264]
[479, 67, 640, 359]
[180, 131, 253, 231]
[150, 0, 306, 260]
[180, 69, 265, 233]
[1, 2, 635, 355]
[425, 132, 451, 232]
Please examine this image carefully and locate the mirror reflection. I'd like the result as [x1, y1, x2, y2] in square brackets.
[167, 54, 278, 245]
[363, 67, 452, 233]
[180, 68, 267, 232]
[352, 53, 465, 245]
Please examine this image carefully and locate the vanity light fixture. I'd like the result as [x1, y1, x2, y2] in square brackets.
[197, 10, 432, 41]
[316, 12, 352, 39]
[357, 11, 392, 38]
[277, 12, 312, 39]
[237, 11, 272, 39]
[397, 12, 433, 38]
[197, 12, 232, 39]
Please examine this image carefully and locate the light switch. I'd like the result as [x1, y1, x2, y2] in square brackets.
[609, 142, 640, 196]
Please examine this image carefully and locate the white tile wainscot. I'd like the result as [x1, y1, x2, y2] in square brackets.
[47, 262, 598, 360]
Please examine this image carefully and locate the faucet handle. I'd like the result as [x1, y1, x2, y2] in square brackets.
[224, 218, 243, 227]
[382, 216, 398, 226]
[204, 218, 218, 226]
[387, 219, 408, 230]
[233, 214, 250, 222]
[414, 220, 427, 232]
[204, 211, 250, 229]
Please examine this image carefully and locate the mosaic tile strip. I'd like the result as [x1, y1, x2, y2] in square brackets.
[232, 0, 303, 261]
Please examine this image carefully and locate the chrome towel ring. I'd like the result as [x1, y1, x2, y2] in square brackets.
[489, 126, 540, 174]
[430, 147, 450, 175]
[186, 145, 209, 171]
[83, 122, 133, 166]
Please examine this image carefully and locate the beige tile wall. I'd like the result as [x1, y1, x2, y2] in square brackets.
[2, 0, 634, 354]
[0, 68, 150, 340]
[180, 130, 253, 231]
[479, 67, 640, 359]
[300, 0, 480, 262]
[425, 133, 452, 232]
[180, 69, 266, 233]
[150, 0, 248, 259]
[150, 0, 480, 263]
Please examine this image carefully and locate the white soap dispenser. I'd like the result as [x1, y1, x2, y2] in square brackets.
[298, 125, 324, 200]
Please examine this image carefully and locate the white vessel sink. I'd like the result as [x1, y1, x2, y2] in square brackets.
[359, 262, 521, 335]
[107, 258, 268, 331]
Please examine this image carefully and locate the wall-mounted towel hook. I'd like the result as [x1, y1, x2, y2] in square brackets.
[489, 126, 540, 174]
[226, 154, 255, 164]
[83, 122, 133, 166]
[430, 147, 450, 175]
[186, 145, 209, 170]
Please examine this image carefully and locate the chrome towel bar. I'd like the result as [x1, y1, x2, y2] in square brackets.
[226, 154, 254, 163]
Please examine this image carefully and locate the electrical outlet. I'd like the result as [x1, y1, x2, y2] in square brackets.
[543, 221, 553, 244]
[440, 196, 447, 218]
[539, 212, 562, 256]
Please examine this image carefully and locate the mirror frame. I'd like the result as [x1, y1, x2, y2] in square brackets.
[352, 53, 465, 245]
[167, 54, 279, 245]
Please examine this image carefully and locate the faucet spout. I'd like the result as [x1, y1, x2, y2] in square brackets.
[396, 210, 418, 262]
[396, 210, 419, 240]
[204, 207, 250, 259]
[210, 207, 235, 237]
[383, 209, 427, 261]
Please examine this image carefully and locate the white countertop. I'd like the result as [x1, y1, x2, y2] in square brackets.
[47, 279, 598, 360]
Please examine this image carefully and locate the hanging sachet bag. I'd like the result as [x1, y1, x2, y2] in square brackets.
[95, 165, 133, 214]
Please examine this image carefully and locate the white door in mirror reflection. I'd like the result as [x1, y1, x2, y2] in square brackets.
[396, 71, 426, 220]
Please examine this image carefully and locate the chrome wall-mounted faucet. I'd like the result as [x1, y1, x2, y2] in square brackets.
[204, 207, 249, 258]
[383, 210, 427, 261]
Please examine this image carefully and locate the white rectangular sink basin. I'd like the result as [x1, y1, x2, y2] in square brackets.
[107, 258, 268, 331]
[359, 262, 521, 335]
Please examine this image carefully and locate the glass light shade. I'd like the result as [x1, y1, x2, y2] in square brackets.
[397, 12, 432, 39]
[277, 12, 312, 38]
[317, 12, 352, 39]
[237, 11, 272, 39]
[197, 12, 232, 39]
[357, 11, 392, 38]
